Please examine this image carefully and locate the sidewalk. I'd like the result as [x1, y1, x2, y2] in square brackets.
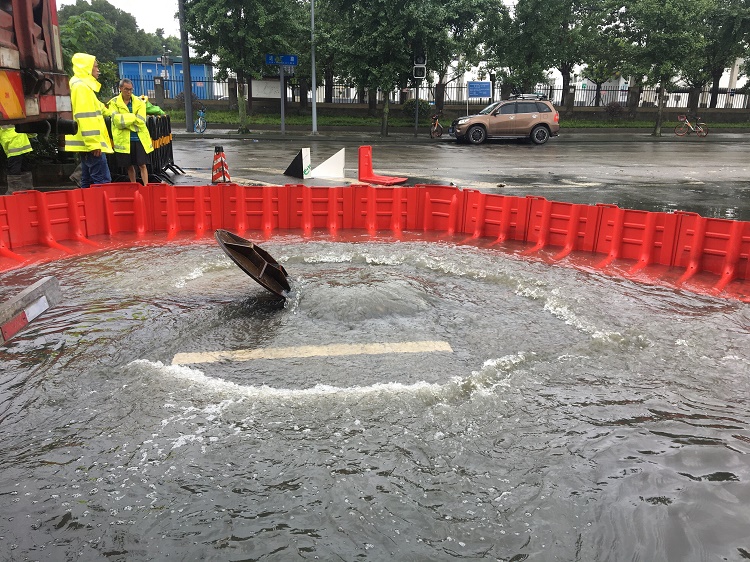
[170, 124, 750, 143]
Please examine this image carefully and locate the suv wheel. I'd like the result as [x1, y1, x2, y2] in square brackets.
[467, 125, 486, 145]
[530, 125, 550, 145]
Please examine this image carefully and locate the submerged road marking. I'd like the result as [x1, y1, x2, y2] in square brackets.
[172, 340, 453, 365]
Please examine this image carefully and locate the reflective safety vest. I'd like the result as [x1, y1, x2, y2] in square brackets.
[107, 93, 154, 155]
[0, 126, 33, 158]
[64, 53, 113, 154]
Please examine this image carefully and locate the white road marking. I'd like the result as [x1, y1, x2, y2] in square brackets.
[172, 340, 453, 365]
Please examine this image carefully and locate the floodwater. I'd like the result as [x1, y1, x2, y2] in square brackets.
[1, 234, 749, 561]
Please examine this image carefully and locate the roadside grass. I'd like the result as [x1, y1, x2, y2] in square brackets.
[165, 109, 748, 130]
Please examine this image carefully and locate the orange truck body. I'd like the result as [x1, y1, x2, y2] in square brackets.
[0, 0, 75, 134]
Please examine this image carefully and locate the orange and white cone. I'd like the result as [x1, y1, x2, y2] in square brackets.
[212, 146, 231, 183]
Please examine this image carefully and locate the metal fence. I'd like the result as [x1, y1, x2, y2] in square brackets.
[128, 76, 749, 110]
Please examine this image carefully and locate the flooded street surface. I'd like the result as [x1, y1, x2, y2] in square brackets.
[1, 235, 749, 561]
[171, 133, 750, 220]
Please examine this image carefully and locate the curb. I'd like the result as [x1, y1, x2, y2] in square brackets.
[171, 127, 750, 144]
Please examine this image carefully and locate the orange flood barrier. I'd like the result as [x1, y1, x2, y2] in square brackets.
[0, 184, 748, 302]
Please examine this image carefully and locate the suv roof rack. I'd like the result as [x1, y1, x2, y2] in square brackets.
[508, 93, 548, 101]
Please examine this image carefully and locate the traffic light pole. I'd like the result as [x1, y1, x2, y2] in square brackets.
[414, 80, 419, 137]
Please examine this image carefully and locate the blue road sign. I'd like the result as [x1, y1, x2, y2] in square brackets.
[265, 54, 298, 66]
[468, 81, 491, 98]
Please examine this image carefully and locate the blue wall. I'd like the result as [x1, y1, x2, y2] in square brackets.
[117, 57, 215, 100]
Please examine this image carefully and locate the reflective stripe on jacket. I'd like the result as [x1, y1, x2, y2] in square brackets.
[64, 53, 114, 154]
[107, 94, 154, 155]
[0, 126, 33, 157]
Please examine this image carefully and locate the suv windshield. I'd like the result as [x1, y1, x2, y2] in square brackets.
[478, 102, 501, 115]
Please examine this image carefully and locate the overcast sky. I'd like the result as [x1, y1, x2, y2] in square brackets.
[57, 0, 181, 38]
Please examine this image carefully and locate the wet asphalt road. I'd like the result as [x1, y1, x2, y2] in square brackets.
[169, 129, 750, 221]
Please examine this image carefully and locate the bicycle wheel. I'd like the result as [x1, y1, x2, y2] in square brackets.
[674, 123, 689, 136]
[194, 116, 207, 133]
[696, 124, 708, 137]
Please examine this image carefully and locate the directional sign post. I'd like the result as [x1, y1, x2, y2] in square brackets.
[266, 54, 299, 134]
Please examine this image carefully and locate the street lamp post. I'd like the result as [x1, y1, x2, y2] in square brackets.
[311, 0, 318, 134]
[178, 0, 193, 133]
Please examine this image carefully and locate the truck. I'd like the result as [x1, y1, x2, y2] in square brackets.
[0, 0, 76, 136]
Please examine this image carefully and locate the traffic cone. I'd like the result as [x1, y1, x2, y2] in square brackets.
[212, 146, 231, 183]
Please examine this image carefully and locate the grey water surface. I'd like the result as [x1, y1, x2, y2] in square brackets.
[1, 235, 748, 561]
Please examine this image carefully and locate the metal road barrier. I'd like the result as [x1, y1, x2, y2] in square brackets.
[106, 115, 185, 185]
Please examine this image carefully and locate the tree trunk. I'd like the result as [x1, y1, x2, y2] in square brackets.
[237, 71, 250, 133]
[247, 78, 253, 114]
[709, 69, 722, 108]
[595, 83, 603, 107]
[324, 69, 333, 103]
[688, 86, 701, 114]
[368, 89, 377, 112]
[435, 81, 446, 111]
[559, 66, 572, 107]
[299, 78, 308, 109]
[380, 96, 390, 137]
[652, 84, 665, 137]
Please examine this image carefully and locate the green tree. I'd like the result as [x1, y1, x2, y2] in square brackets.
[609, 0, 711, 135]
[429, 0, 509, 111]
[580, 33, 626, 107]
[183, 0, 306, 130]
[58, 11, 117, 94]
[58, 0, 180, 60]
[328, 0, 446, 135]
[489, 0, 551, 92]
[531, 0, 589, 105]
[701, 0, 750, 107]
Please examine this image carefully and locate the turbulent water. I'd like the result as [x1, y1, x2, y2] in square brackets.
[1, 235, 748, 562]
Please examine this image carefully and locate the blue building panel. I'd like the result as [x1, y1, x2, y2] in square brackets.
[116, 56, 215, 100]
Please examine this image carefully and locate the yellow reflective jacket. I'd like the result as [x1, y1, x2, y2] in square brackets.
[107, 93, 154, 155]
[64, 53, 114, 153]
[0, 126, 33, 157]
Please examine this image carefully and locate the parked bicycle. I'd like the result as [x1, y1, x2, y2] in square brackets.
[194, 105, 207, 133]
[429, 113, 444, 138]
[674, 114, 708, 137]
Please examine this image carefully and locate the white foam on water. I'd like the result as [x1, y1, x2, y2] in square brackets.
[516, 284, 634, 344]
[173, 255, 228, 288]
[129, 359, 445, 399]
[127, 353, 529, 403]
[302, 251, 356, 264]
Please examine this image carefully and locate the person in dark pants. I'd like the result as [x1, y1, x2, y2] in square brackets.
[108, 78, 154, 185]
[64, 53, 113, 188]
[0, 125, 34, 194]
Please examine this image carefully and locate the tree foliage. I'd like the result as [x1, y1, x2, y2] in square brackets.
[58, 0, 180, 60]
[607, 0, 712, 134]
[58, 0, 750, 133]
[58, 11, 117, 93]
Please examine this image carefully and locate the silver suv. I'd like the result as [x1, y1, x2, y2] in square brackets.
[450, 94, 560, 145]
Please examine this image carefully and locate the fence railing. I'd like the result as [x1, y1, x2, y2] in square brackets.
[125, 75, 749, 110]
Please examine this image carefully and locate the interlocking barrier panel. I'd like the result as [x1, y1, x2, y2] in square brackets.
[0, 184, 748, 301]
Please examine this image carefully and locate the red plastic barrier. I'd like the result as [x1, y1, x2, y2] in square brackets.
[0, 185, 748, 302]
[357, 146, 407, 186]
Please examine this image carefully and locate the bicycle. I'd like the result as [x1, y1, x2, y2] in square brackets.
[674, 114, 708, 137]
[194, 106, 207, 133]
[429, 113, 444, 138]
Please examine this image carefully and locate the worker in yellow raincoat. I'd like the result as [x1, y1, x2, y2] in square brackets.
[108, 78, 154, 185]
[0, 125, 33, 194]
[64, 53, 113, 188]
